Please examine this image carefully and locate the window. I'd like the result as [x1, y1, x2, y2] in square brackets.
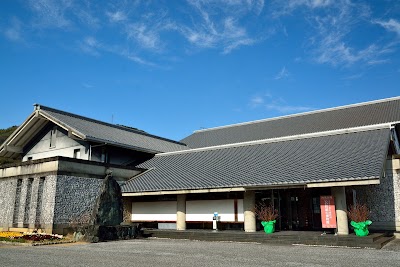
[73, 149, 81, 159]
[27, 157, 33, 161]
[101, 151, 109, 163]
[50, 126, 57, 148]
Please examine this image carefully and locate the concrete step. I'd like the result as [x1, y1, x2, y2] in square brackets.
[142, 229, 395, 249]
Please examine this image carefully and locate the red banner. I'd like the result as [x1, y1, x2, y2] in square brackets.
[320, 196, 337, 228]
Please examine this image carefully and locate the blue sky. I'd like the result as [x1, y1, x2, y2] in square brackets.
[1, 0, 399, 141]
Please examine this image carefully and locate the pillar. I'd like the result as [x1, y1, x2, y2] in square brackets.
[122, 197, 133, 223]
[244, 190, 256, 232]
[176, 194, 186, 230]
[331, 186, 349, 235]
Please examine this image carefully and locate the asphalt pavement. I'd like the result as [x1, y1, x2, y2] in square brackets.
[1, 238, 400, 267]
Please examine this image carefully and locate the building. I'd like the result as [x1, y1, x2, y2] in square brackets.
[0, 97, 400, 235]
[122, 97, 400, 234]
[0, 104, 187, 234]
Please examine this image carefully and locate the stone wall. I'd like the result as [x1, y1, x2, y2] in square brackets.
[0, 178, 17, 227]
[0, 175, 57, 231]
[355, 160, 400, 231]
[53, 175, 103, 226]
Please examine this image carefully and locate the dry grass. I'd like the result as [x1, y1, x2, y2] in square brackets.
[347, 203, 370, 222]
[254, 203, 279, 221]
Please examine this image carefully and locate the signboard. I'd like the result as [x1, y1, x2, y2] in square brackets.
[320, 196, 337, 228]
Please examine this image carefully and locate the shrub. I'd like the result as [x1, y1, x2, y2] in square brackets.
[347, 203, 370, 222]
[254, 203, 279, 221]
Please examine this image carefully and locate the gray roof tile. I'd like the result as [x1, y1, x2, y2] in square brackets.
[122, 128, 390, 193]
[181, 97, 400, 148]
[39, 105, 187, 153]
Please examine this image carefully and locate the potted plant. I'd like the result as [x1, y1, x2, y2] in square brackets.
[254, 203, 279, 234]
[347, 203, 372, 237]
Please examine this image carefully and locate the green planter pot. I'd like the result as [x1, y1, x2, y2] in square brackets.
[261, 220, 276, 234]
[350, 220, 372, 237]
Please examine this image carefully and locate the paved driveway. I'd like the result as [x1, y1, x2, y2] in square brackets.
[1, 238, 400, 267]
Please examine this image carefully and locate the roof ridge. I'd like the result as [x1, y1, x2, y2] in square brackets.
[34, 104, 187, 146]
[160, 123, 393, 157]
[192, 96, 400, 133]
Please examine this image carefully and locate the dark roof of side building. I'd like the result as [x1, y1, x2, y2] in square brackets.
[0, 104, 188, 158]
[181, 97, 400, 148]
[122, 127, 390, 193]
[38, 105, 187, 153]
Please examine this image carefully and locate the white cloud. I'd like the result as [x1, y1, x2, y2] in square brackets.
[366, 59, 390, 66]
[274, 67, 290, 80]
[75, 8, 99, 29]
[181, 0, 262, 53]
[126, 23, 163, 51]
[250, 96, 264, 107]
[28, 0, 72, 29]
[267, 0, 397, 68]
[272, 0, 333, 16]
[78, 36, 157, 67]
[374, 19, 400, 36]
[13, 0, 267, 64]
[4, 17, 24, 42]
[249, 94, 314, 114]
[342, 73, 363, 80]
[79, 36, 100, 56]
[265, 103, 314, 113]
[106, 11, 127, 23]
[285, 0, 394, 67]
[82, 83, 94, 88]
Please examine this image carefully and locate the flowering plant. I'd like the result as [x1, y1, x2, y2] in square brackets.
[0, 231, 63, 242]
[0, 231, 23, 239]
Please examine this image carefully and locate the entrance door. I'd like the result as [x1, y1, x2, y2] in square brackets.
[281, 189, 314, 230]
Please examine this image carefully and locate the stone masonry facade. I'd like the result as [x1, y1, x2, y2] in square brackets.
[356, 160, 400, 231]
[53, 175, 102, 227]
[0, 175, 56, 232]
[0, 174, 102, 234]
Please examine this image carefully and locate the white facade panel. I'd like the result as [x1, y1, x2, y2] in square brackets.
[187, 199, 237, 222]
[237, 199, 244, 222]
[131, 201, 177, 221]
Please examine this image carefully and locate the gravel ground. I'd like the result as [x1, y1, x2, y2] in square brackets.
[382, 238, 400, 252]
[1, 238, 400, 267]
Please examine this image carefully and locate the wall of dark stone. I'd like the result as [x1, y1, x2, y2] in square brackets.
[356, 161, 400, 231]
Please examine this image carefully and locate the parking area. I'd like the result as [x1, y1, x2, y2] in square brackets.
[1, 238, 400, 267]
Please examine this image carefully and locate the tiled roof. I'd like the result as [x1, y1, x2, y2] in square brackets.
[38, 105, 187, 153]
[181, 97, 400, 148]
[122, 128, 390, 193]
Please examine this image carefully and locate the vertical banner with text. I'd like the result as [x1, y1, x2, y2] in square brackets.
[320, 196, 337, 228]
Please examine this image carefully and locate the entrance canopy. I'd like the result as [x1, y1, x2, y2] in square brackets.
[122, 126, 390, 196]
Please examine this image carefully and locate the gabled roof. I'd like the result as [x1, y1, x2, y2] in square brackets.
[122, 127, 390, 194]
[0, 104, 187, 158]
[181, 96, 400, 148]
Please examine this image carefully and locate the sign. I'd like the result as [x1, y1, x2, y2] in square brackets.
[320, 196, 337, 228]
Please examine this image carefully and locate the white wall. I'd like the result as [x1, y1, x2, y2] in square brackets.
[131, 199, 244, 223]
[237, 199, 244, 222]
[131, 201, 177, 221]
[187, 199, 243, 222]
[23, 127, 88, 161]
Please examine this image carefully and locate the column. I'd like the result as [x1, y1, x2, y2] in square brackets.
[176, 194, 186, 230]
[331, 186, 349, 235]
[122, 197, 133, 224]
[244, 190, 256, 232]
